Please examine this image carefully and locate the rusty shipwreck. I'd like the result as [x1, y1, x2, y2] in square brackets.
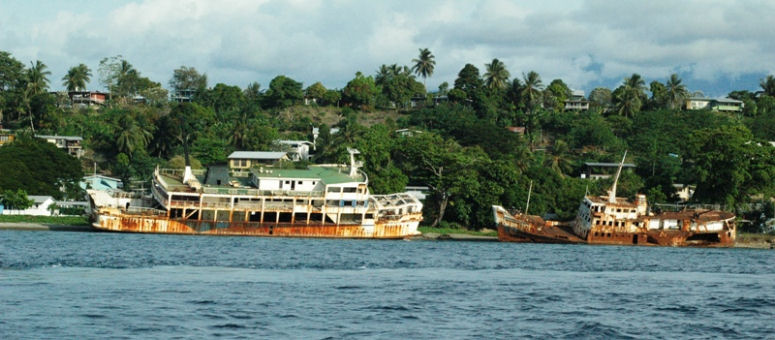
[494, 152, 736, 247]
[88, 148, 423, 238]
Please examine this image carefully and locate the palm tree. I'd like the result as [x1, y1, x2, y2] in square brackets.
[664, 73, 689, 110]
[116, 115, 152, 156]
[614, 73, 647, 117]
[62, 64, 92, 91]
[520, 70, 544, 110]
[26, 60, 51, 95]
[483, 58, 510, 90]
[545, 140, 573, 177]
[760, 75, 775, 97]
[22, 60, 51, 132]
[411, 48, 435, 88]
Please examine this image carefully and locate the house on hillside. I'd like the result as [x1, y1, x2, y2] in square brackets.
[564, 90, 589, 111]
[62, 90, 108, 107]
[581, 161, 636, 179]
[685, 97, 744, 113]
[0, 129, 14, 147]
[228, 151, 289, 170]
[275, 140, 314, 161]
[506, 126, 525, 135]
[35, 135, 84, 158]
[171, 89, 197, 103]
[0, 195, 56, 216]
[80, 174, 123, 191]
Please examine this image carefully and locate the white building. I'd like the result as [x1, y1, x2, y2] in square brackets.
[275, 140, 314, 161]
[1, 195, 56, 216]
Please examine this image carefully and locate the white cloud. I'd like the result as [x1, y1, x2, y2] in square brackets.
[1, 0, 774, 94]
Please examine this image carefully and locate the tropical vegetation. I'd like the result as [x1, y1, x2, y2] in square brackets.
[2, 48, 775, 233]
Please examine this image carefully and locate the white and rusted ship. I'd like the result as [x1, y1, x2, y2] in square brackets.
[495, 152, 736, 247]
[88, 149, 423, 238]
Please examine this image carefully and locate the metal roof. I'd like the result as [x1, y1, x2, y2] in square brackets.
[251, 166, 363, 185]
[228, 151, 287, 160]
[35, 135, 83, 141]
[584, 162, 636, 168]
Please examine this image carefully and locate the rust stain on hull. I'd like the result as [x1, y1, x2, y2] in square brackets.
[94, 212, 422, 239]
[493, 205, 735, 247]
[493, 206, 583, 244]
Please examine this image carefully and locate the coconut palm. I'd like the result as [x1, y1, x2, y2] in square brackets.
[62, 64, 92, 91]
[520, 70, 544, 110]
[411, 48, 435, 87]
[760, 75, 775, 97]
[116, 115, 152, 156]
[26, 60, 51, 95]
[545, 140, 574, 177]
[614, 73, 647, 117]
[483, 58, 510, 90]
[664, 73, 689, 110]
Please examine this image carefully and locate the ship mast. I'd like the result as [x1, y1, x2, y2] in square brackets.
[608, 151, 627, 203]
[525, 180, 532, 215]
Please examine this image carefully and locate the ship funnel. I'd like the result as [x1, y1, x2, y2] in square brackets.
[608, 151, 627, 203]
[347, 148, 362, 177]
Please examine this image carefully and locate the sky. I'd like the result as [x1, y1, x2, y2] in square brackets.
[2, 0, 774, 97]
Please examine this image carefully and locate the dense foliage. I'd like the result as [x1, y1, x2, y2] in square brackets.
[2, 49, 775, 231]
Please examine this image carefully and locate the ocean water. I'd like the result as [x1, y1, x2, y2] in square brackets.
[1, 230, 774, 339]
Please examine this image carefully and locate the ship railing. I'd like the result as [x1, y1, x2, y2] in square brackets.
[159, 168, 206, 179]
[201, 187, 324, 198]
[124, 206, 167, 216]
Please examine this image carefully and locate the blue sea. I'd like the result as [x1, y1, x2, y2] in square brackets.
[1, 230, 774, 339]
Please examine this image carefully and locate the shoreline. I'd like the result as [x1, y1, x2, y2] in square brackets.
[1, 222, 772, 248]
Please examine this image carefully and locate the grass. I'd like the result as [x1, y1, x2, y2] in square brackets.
[737, 232, 775, 243]
[419, 226, 497, 237]
[0, 215, 90, 226]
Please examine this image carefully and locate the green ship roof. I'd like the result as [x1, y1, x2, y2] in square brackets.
[250, 166, 364, 185]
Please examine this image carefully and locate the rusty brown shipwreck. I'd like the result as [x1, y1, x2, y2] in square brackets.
[494, 152, 736, 247]
[88, 148, 423, 239]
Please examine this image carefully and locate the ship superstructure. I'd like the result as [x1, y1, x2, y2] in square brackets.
[89, 149, 423, 238]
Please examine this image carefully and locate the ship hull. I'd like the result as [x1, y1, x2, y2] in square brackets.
[493, 206, 583, 244]
[92, 211, 422, 239]
[494, 205, 735, 247]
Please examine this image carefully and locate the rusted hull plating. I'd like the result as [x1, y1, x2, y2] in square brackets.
[93, 212, 422, 239]
[493, 205, 735, 247]
[585, 228, 735, 247]
[493, 206, 584, 244]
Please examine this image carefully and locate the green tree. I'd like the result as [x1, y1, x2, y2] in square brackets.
[169, 65, 207, 93]
[99, 56, 148, 101]
[305, 81, 327, 102]
[664, 73, 689, 110]
[0, 189, 34, 210]
[342, 72, 378, 110]
[411, 48, 435, 88]
[0, 136, 83, 200]
[648, 80, 667, 110]
[520, 71, 544, 112]
[588, 87, 612, 112]
[398, 132, 477, 227]
[760, 75, 775, 97]
[353, 124, 407, 194]
[545, 139, 574, 176]
[115, 114, 153, 156]
[545, 79, 570, 112]
[453, 64, 482, 100]
[264, 75, 303, 109]
[62, 64, 92, 91]
[613, 73, 647, 117]
[686, 124, 763, 206]
[26, 60, 51, 95]
[483, 58, 510, 90]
